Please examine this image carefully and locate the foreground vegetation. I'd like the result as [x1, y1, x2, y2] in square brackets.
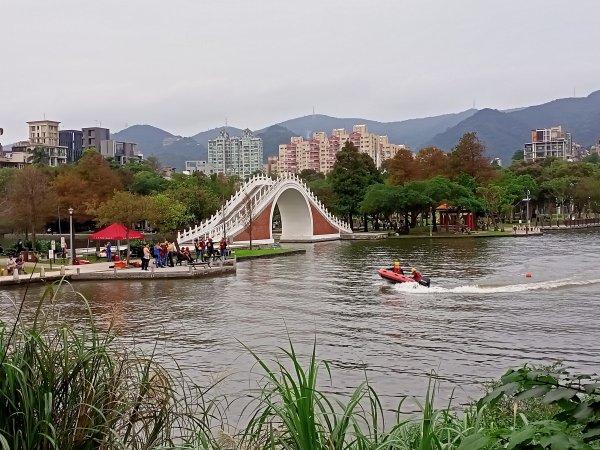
[1, 284, 599, 449]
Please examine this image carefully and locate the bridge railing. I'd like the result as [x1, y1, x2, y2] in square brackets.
[178, 173, 352, 243]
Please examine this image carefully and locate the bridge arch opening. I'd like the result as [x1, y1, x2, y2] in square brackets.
[272, 187, 313, 242]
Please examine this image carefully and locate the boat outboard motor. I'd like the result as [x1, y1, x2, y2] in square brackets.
[419, 277, 431, 288]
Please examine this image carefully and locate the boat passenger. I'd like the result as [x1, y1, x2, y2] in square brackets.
[393, 260, 404, 275]
[411, 267, 421, 282]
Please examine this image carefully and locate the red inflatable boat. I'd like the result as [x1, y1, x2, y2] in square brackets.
[378, 268, 431, 287]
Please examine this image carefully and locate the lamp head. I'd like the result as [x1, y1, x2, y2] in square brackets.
[68, 207, 74, 215]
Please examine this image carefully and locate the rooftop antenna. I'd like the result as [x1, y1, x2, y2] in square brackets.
[573, 87, 576, 97]
[312, 105, 315, 117]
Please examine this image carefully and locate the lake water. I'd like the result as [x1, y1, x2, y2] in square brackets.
[1, 229, 599, 414]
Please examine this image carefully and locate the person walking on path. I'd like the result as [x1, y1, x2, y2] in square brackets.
[106, 241, 112, 262]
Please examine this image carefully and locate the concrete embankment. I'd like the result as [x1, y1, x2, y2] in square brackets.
[0, 259, 236, 287]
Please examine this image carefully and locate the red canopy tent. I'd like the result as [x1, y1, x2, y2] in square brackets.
[89, 223, 144, 240]
[88, 224, 144, 262]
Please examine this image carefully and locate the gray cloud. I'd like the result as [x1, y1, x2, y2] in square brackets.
[1, 0, 598, 144]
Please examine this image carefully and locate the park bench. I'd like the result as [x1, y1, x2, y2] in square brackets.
[187, 261, 211, 270]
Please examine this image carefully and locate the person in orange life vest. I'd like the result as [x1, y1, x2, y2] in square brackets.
[411, 267, 421, 282]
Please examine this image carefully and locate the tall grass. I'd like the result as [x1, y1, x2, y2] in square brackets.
[0, 279, 221, 450]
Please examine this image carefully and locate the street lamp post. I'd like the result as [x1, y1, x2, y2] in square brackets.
[523, 190, 531, 228]
[429, 206, 433, 237]
[68, 207, 74, 265]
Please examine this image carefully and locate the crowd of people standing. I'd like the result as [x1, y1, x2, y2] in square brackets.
[139, 237, 228, 270]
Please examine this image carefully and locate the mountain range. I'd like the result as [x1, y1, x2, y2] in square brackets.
[112, 90, 600, 170]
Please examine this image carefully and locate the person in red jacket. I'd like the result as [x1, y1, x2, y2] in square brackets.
[411, 267, 421, 282]
[393, 260, 403, 274]
[219, 237, 227, 258]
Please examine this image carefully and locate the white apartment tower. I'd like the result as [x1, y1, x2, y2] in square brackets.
[208, 129, 263, 179]
[524, 126, 573, 162]
[19, 120, 68, 166]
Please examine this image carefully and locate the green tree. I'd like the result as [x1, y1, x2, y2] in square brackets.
[398, 184, 432, 231]
[129, 171, 168, 195]
[511, 149, 525, 161]
[582, 153, 600, 164]
[573, 176, 600, 217]
[147, 194, 194, 235]
[95, 191, 151, 264]
[359, 183, 400, 230]
[165, 173, 221, 222]
[31, 146, 49, 165]
[329, 141, 382, 230]
[299, 169, 325, 183]
[306, 177, 337, 214]
[145, 155, 162, 174]
[414, 177, 470, 232]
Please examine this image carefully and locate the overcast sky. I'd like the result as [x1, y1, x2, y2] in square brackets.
[1, 0, 599, 144]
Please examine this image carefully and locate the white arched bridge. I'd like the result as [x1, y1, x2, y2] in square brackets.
[177, 173, 353, 246]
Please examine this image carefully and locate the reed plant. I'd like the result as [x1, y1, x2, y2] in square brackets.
[0, 278, 221, 450]
[240, 338, 388, 450]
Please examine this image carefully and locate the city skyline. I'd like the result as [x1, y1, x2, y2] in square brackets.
[2, 0, 599, 145]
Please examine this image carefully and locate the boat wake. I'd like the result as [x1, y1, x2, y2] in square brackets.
[392, 277, 600, 294]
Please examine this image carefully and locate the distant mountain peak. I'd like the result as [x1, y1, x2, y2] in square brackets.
[106, 89, 599, 170]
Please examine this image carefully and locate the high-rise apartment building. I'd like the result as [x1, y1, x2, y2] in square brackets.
[20, 120, 68, 166]
[277, 125, 405, 174]
[524, 126, 573, 162]
[100, 140, 143, 164]
[82, 127, 110, 151]
[28, 120, 60, 146]
[59, 129, 84, 162]
[208, 129, 263, 179]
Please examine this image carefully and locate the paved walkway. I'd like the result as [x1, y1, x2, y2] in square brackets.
[0, 258, 236, 287]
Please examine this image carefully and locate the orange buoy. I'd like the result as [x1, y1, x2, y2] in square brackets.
[525, 272, 532, 278]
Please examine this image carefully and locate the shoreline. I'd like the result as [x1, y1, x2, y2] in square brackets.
[0, 248, 306, 287]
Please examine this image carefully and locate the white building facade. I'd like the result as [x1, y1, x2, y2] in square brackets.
[208, 129, 263, 179]
[524, 126, 573, 162]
